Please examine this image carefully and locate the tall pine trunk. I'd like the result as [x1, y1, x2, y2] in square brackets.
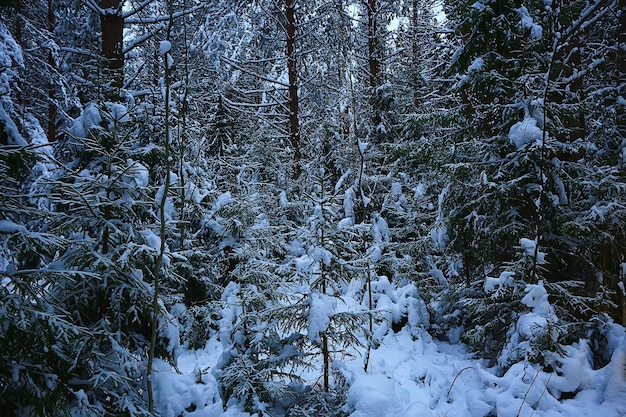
[47, 0, 56, 142]
[618, 0, 626, 325]
[367, 0, 380, 89]
[100, 0, 124, 94]
[286, 0, 300, 178]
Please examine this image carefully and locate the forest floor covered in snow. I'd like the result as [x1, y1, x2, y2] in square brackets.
[153, 322, 626, 417]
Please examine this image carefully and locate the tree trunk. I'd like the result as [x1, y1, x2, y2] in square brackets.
[47, 0, 56, 142]
[411, 0, 420, 107]
[618, 0, 626, 143]
[286, 0, 300, 178]
[14, 0, 23, 124]
[612, 10, 624, 326]
[100, 0, 124, 94]
[367, 0, 380, 89]
[550, 1, 586, 145]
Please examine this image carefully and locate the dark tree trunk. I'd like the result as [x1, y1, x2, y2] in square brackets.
[412, 0, 420, 107]
[100, 0, 124, 93]
[548, 1, 586, 154]
[367, 0, 380, 89]
[14, 0, 22, 124]
[286, 0, 300, 178]
[47, 0, 56, 142]
[568, 45, 585, 142]
[616, 0, 626, 325]
[618, 0, 626, 142]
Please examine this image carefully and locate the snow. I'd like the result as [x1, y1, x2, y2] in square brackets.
[338, 217, 354, 230]
[343, 186, 356, 222]
[214, 192, 234, 211]
[0, 103, 27, 147]
[367, 244, 382, 263]
[308, 245, 332, 266]
[467, 57, 484, 73]
[604, 345, 626, 410]
[70, 103, 102, 138]
[342, 371, 397, 417]
[279, 190, 289, 206]
[159, 40, 172, 54]
[24, 115, 52, 157]
[431, 186, 449, 250]
[516, 6, 543, 39]
[0, 220, 28, 234]
[484, 271, 515, 293]
[110, 103, 130, 123]
[334, 169, 352, 193]
[73, 389, 89, 406]
[342, 329, 490, 417]
[471, 2, 486, 11]
[0, 24, 23, 68]
[553, 176, 568, 205]
[149, 307, 626, 417]
[140, 229, 162, 251]
[251, 213, 269, 230]
[3, 16, 623, 417]
[430, 228, 447, 250]
[509, 116, 544, 149]
[372, 213, 390, 243]
[307, 292, 337, 343]
[520, 237, 546, 264]
[521, 281, 551, 315]
[173, 285, 620, 417]
[295, 254, 314, 272]
[129, 160, 149, 187]
[413, 183, 426, 198]
[153, 357, 225, 417]
[358, 140, 368, 155]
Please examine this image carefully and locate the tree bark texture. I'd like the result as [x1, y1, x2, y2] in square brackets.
[412, 0, 420, 107]
[618, 0, 626, 141]
[47, 0, 57, 142]
[367, 0, 380, 89]
[100, 0, 124, 91]
[286, 0, 300, 178]
[616, 0, 626, 325]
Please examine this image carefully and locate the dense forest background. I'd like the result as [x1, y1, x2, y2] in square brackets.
[1, 0, 625, 415]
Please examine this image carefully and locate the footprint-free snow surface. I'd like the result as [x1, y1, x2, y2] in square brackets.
[154, 324, 626, 417]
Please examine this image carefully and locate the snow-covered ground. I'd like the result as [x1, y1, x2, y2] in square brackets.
[154, 323, 626, 417]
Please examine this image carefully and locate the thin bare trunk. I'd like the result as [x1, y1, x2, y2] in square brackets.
[178, 0, 190, 250]
[286, 0, 300, 178]
[568, 45, 585, 142]
[616, 0, 626, 326]
[320, 178, 330, 391]
[618, 0, 626, 142]
[364, 265, 373, 372]
[14, 0, 23, 126]
[322, 333, 329, 391]
[412, 0, 420, 106]
[148, 4, 174, 411]
[47, 0, 56, 142]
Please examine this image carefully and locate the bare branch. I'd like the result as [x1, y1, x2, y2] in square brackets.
[122, 0, 154, 18]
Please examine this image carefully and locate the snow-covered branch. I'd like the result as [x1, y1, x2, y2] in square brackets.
[125, 4, 204, 24]
[221, 56, 291, 88]
[122, 0, 154, 18]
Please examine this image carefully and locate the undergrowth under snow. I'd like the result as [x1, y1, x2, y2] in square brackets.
[154, 322, 626, 417]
